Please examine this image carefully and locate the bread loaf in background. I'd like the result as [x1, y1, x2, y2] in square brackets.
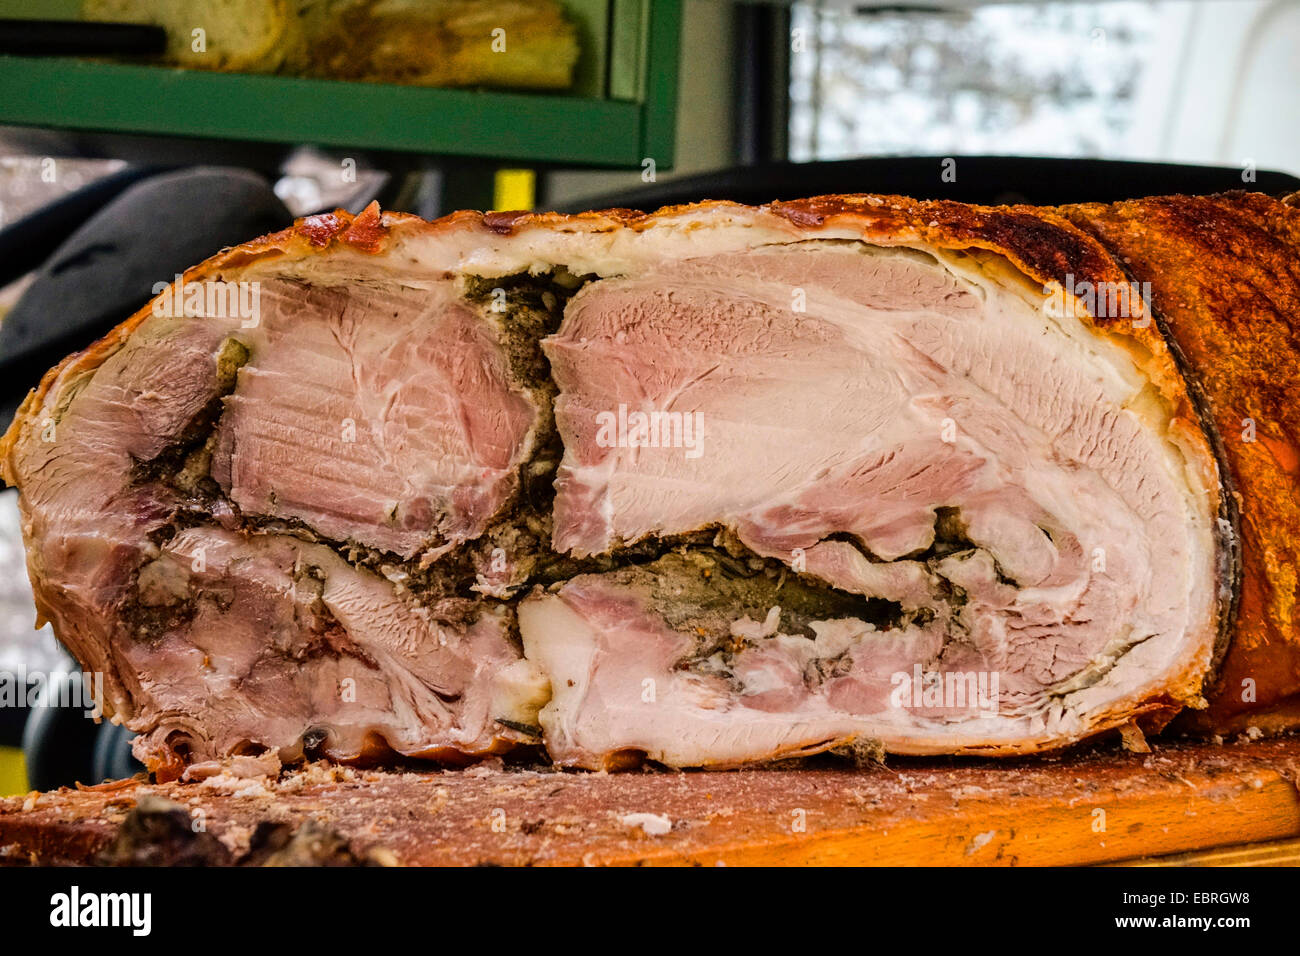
[82, 0, 580, 90]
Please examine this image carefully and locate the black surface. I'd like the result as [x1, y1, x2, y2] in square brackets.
[547, 155, 1300, 213]
[20, 674, 100, 791]
[0, 699, 24, 749]
[0, 860, 1279, 931]
[0, 19, 166, 56]
[92, 721, 144, 783]
[733, 3, 790, 167]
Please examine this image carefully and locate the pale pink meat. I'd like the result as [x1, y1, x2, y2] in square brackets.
[526, 243, 1209, 764]
[212, 278, 535, 560]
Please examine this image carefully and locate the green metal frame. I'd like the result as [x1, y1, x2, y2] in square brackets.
[0, 0, 681, 169]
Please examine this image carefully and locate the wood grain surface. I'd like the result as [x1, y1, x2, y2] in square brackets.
[2, 735, 1299, 866]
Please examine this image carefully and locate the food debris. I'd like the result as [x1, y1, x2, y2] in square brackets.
[618, 812, 673, 836]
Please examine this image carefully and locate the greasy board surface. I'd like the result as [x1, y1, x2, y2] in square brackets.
[2, 735, 1299, 866]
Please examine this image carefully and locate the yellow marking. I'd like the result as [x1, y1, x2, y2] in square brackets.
[493, 169, 536, 212]
[0, 746, 27, 797]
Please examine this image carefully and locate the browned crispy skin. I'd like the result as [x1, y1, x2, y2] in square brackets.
[1065, 192, 1300, 733]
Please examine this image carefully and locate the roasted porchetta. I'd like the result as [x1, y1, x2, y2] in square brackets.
[4, 193, 1299, 779]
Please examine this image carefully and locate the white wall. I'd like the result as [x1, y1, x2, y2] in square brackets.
[1174, 0, 1300, 173]
[544, 0, 737, 207]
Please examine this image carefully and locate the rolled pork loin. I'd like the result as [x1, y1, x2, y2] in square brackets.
[4, 193, 1298, 777]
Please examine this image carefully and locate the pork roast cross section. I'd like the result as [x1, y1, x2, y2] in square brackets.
[5, 193, 1288, 776]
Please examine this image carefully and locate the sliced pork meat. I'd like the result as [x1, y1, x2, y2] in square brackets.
[0, 232, 546, 776]
[210, 278, 536, 561]
[130, 526, 528, 775]
[4, 194, 1296, 776]
[534, 242, 1217, 763]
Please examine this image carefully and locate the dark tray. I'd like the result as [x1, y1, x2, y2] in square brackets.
[549, 155, 1300, 212]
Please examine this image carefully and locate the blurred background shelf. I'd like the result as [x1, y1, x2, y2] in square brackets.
[0, 58, 667, 166]
[0, 0, 680, 178]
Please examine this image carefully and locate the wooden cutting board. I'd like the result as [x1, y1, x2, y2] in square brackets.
[2, 735, 1298, 866]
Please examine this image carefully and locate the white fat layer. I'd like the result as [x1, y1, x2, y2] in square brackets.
[932, 246, 1217, 723]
